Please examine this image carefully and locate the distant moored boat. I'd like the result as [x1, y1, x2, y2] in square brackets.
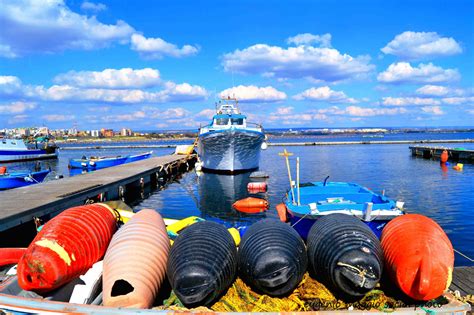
[0, 138, 58, 163]
[69, 151, 152, 169]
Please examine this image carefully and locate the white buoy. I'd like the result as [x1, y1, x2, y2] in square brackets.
[261, 142, 268, 150]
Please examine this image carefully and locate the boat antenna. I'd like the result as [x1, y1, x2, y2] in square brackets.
[279, 149, 296, 205]
[323, 176, 330, 186]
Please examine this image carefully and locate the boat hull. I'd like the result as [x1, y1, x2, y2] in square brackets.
[69, 156, 128, 169]
[0, 150, 58, 163]
[288, 213, 393, 240]
[197, 129, 264, 172]
[0, 170, 50, 190]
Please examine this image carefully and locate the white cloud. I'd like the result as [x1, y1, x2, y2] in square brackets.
[53, 68, 161, 89]
[0, 101, 36, 114]
[421, 106, 445, 115]
[131, 34, 199, 59]
[8, 114, 28, 124]
[101, 111, 145, 122]
[42, 114, 76, 122]
[293, 86, 357, 103]
[276, 106, 294, 115]
[0, 0, 135, 58]
[195, 108, 216, 119]
[342, 106, 407, 117]
[222, 44, 374, 82]
[377, 62, 460, 84]
[0, 74, 207, 104]
[81, 1, 107, 12]
[442, 96, 474, 105]
[219, 85, 287, 102]
[416, 85, 449, 96]
[381, 31, 462, 60]
[382, 97, 441, 106]
[287, 33, 332, 47]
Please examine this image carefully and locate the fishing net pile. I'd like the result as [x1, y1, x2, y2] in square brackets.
[156, 273, 451, 312]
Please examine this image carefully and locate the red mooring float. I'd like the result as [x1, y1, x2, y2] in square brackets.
[440, 150, 449, 163]
[247, 182, 267, 193]
[0, 248, 26, 267]
[233, 197, 269, 213]
[275, 203, 287, 222]
[381, 214, 454, 301]
[17, 204, 117, 292]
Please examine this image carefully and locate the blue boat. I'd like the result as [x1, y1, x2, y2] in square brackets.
[0, 169, 50, 190]
[69, 151, 152, 169]
[284, 181, 404, 239]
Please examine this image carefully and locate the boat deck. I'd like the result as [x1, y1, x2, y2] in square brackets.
[0, 155, 196, 232]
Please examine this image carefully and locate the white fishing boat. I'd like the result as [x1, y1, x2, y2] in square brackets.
[197, 98, 265, 173]
[0, 138, 58, 162]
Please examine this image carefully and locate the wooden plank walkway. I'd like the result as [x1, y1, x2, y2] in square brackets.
[0, 155, 195, 232]
[409, 145, 474, 162]
[450, 266, 474, 296]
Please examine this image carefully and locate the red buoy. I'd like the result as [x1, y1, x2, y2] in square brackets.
[440, 150, 448, 163]
[275, 203, 287, 222]
[0, 166, 6, 175]
[0, 248, 26, 267]
[381, 214, 454, 301]
[247, 182, 267, 193]
[17, 204, 117, 292]
[233, 197, 268, 213]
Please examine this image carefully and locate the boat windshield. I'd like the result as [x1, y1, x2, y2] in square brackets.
[215, 118, 229, 125]
[231, 118, 244, 125]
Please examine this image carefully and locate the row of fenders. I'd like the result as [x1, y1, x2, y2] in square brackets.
[15, 204, 454, 309]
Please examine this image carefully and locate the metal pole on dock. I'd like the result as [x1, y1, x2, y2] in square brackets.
[296, 157, 300, 206]
[279, 149, 295, 204]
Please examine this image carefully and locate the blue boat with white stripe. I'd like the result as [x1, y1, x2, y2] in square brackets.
[197, 98, 266, 173]
[68, 151, 152, 169]
[284, 181, 405, 240]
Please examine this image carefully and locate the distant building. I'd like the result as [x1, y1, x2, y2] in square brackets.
[101, 128, 114, 138]
[68, 128, 77, 136]
[18, 128, 31, 137]
[91, 130, 100, 137]
[120, 128, 133, 137]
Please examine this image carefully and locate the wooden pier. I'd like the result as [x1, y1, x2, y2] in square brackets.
[409, 146, 474, 162]
[0, 154, 196, 234]
[450, 266, 474, 296]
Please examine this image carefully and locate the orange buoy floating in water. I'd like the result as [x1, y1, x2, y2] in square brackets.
[275, 203, 287, 222]
[0, 248, 26, 267]
[247, 182, 267, 193]
[440, 150, 448, 163]
[17, 204, 117, 293]
[233, 197, 268, 213]
[0, 166, 6, 175]
[381, 214, 454, 301]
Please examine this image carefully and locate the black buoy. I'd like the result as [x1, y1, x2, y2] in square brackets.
[167, 221, 237, 307]
[307, 214, 383, 300]
[238, 219, 307, 296]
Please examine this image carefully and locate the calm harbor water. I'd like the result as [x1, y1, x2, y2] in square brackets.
[3, 132, 474, 266]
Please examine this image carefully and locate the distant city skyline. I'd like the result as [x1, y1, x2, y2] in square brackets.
[0, 0, 473, 129]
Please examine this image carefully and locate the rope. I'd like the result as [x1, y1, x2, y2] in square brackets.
[454, 248, 474, 262]
[336, 262, 373, 288]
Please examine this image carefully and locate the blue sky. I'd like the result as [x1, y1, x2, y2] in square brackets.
[0, 0, 473, 130]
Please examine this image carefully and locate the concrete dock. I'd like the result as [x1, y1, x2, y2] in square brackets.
[409, 145, 474, 162]
[0, 154, 196, 233]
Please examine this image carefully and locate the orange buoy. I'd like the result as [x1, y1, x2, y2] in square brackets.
[440, 150, 448, 163]
[0, 166, 6, 175]
[17, 204, 117, 292]
[103, 209, 170, 308]
[381, 214, 454, 301]
[233, 197, 268, 213]
[0, 248, 26, 267]
[247, 182, 267, 193]
[275, 203, 287, 222]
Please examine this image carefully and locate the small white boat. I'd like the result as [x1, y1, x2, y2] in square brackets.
[197, 98, 265, 173]
[0, 138, 58, 163]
